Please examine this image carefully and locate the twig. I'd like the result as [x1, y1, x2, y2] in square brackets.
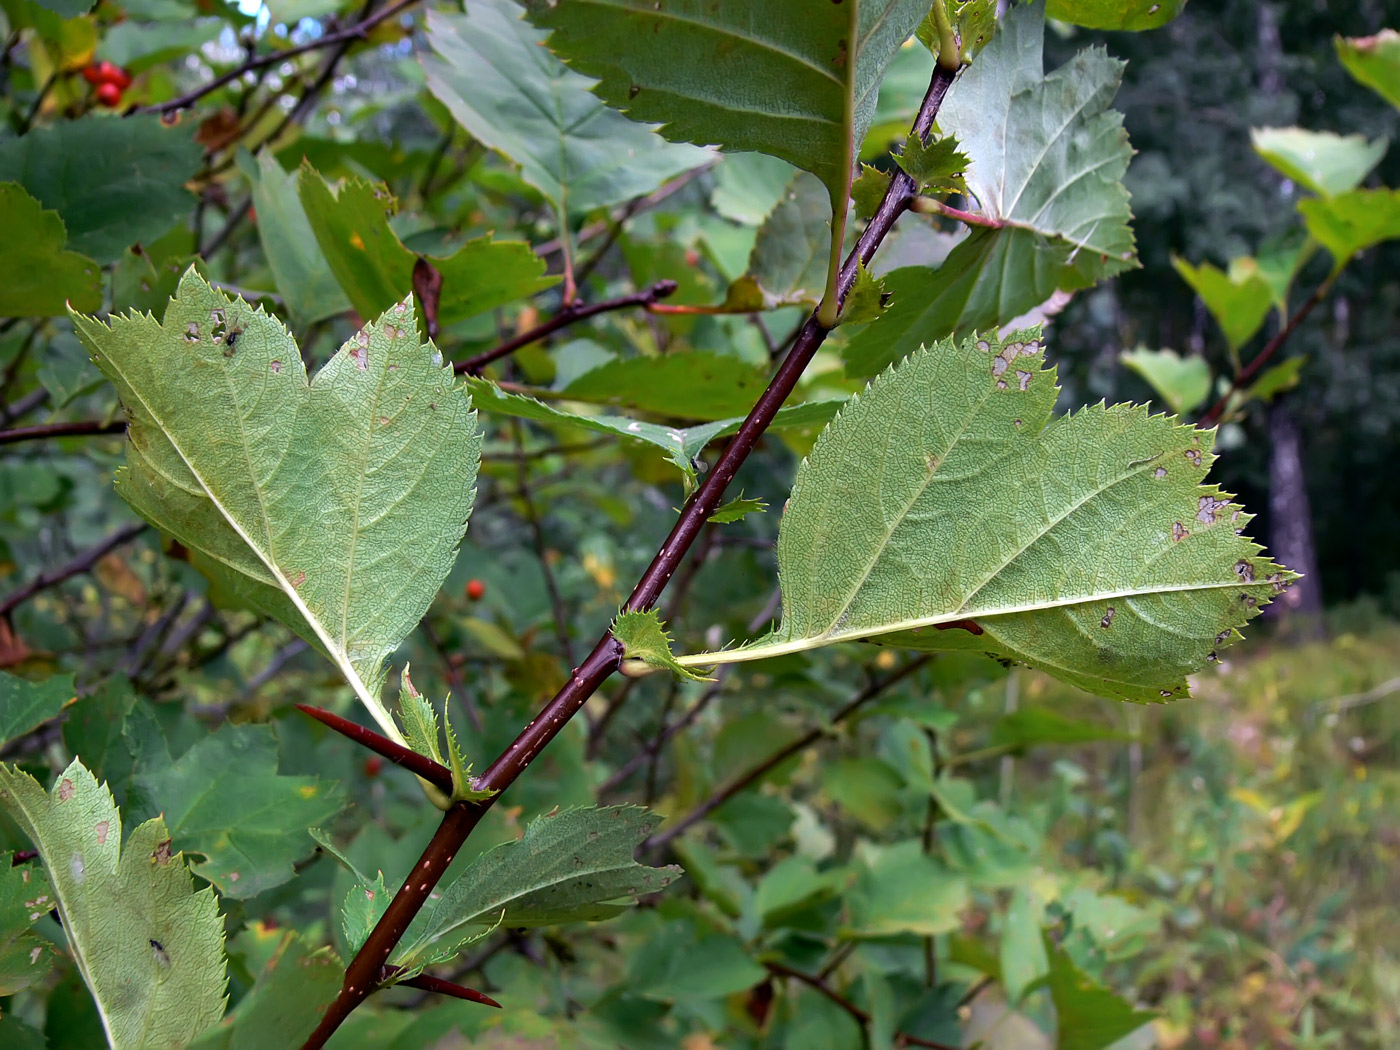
[200, 197, 253, 259]
[763, 962, 960, 1050]
[1311, 675, 1400, 718]
[509, 419, 575, 667]
[0, 420, 125, 447]
[137, 0, 423, 116]
[534, 163, 716, 260]
[644, 657, 930, 852]
[1197, 272, 1335, 428]
[295, 704, 453, 795]
[299, 64, 959, 1049]
[0, 523, 147, 617]
[382, 966, 501, 1009]
[17, 71, 56, 134]
[455, 281, 678, 375]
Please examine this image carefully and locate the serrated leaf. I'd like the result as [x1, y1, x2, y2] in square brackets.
[240, 151, 351, 328]
[422, 0, 708, 221]
[895, 134, 970, 195]
[1171, 256, 1274, 351]
[1299, 188, 1400, 268]
[1251, 127, 1388, 199]
[1119, 347, 1211, 415]
[614, 609, 711, 682]
[724, 171, 833, 310]
[340, 869, 391, 958]
[188, 932, 341, 1050]
[709, 495, 767, 525]
[837, 262, 890, 325]
[0, 760, 227, 1049]
[0, 671, 76, 750]
[71, 270, 482, 741]
[843, 1, 1137, 377]
[851, 164, 893, 220]
[523, 0, 929, 216]
[397, 667, 445, 767]
[297, 164, 556, 328]
[1243, 356, 1305, 404]
[395, 806, 682, 969]
[132, 724, 345, 899]
[1046, 0, 1185, 30]
[1336, 29, 1400, 111]
[678, 329, 1290, 702]
[917, 0, 997, 63]
[0, 115, 201, 263]
[0, 855, 54, 995]
[0, 183, 102, 316]
[1044, 934, 1156, 1050]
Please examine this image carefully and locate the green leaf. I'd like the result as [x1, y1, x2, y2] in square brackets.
[396, 806, 682, 968]
[28, 0, 94, 16]
[1251, 127, 1388, 198]
[836, 262, 890, 325]
[0, 855, 54, 995]
[1171, 256, 1274, 351]
[843, 1, 1137, 377]
[72, 270, 482, 742]
[562, 351, 772, 421]
[824, 756, 906, 831]
[395, 667, 495, 806]
[0, 1015, 46, 1050]
[918, 0, 998, 63]
[712, 152, 798, 226]
[132, 724, 344, 899]
[844, 840, 970, 937]
[614, 609, 711, 682]
[1336, 29, 1400, 110]
[1000, 888, 1048, 1003]
[240, 151, 351, 328]
[188, 932, 342, 1050]
[895, 134, 970, 195]
[725, 171, 833, 309]
[0, 183, 102, 316]
[1044, 934, 1156, 1050]
[679, 329, 1290, 702]
[1045, 0, 1186, 30]
[1119, 347, 1212, 414]
[422, 0, 708, 221]
[708, 494, 768, 525]
[523, 0, 929, 212]
[297, 164, 556, 328]
[1299, 188, 1400, 268]
[339, 869, 392, 959]
[0, 115, 201, 263]
[1243, 356, 1306, 404]
[630, 927, 767, 1002]
[0, 671, 75, 751]
[851, 164, 893, 220]
[0, 759, 227, 1049]
[990, 708, 1133, 750]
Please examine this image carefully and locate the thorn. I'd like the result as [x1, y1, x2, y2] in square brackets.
[381, 965, 502, 1008]
[294, 704, 453, 795]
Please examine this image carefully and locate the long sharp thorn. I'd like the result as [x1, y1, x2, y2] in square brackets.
[294, 704, 453, 794]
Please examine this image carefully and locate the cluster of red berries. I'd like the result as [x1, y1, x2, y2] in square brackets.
[81, 60, 132, 108]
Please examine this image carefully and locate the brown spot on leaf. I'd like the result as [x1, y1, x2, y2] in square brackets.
[1197, 495, 1229, 523]
[1216, 630, 1232, 645]
[1234, 559, 1255, 583]
[270, 360, 282, 373]
[1185, 448, 1203, 467]
[1172, 521, 1189, 542]
[58, 779, 74, 801]
[153, 840, 173, 865]
[95, 821, 109, 844]
[1016, 370, 1033, 391]
[1154, 467, 1167, 478]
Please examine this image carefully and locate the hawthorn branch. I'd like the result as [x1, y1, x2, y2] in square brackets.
[0, 523, 147, 617]
[455, 280, 678, 375]
[299, 64, 959, 1050]
[644, 656, 930, 853]
[1196, 271, 1336, 429]
[763, 962, 960, 1050]
[137, 0, 422, 116]
[0, 420, 125, 446]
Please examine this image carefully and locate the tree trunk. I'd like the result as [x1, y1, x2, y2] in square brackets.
[1267, 397, 1325, 635]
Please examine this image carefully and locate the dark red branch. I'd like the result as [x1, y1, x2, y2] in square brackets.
[299, 65, 959, 1050]
[0, 420, 125, 446]
[455, 281, 678, 376]
[295, 704, 453, 795]
[0, 523, 147, 617]
[382, 966, 501, 1009]
[764, 962, 960, 1050]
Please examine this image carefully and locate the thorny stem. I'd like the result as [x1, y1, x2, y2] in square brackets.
[643, 657, 930, 853]
[136, 0, 422, 116]
[382, 966, 501, 1009]
[1196, 271, 1337, 428]
[763, 962, 961, 1050]
[299, 64, 958, 1050]
[456, 281, 678, 375]
[0, 523, 147, 618]
[295, 704, 453, 795]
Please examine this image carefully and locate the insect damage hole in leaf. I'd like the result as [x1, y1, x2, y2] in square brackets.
[670, 328, 1293, 702]
[71, 269, 484, 743]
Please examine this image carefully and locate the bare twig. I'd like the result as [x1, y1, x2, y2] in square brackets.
[299, 65, 959, 1049]
[763, 962, 960, 1050]
[0, 523, 147, 617]
[0, 420, 125, 447]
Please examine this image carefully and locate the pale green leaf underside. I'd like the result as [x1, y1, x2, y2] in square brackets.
[679, 330, 1290, 702]
[1250, 127, 1388, 199]
[0, 760, 226, 1050]
[72, 271, 482, 741]
[523, 0, 929, 205]
[396, 806, 681, 968]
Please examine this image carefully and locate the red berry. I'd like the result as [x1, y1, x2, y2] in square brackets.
[82, 64, 103, 85]
[95, 82, 122, 107]
[466, 578, 486, 601]
[363, 755, 384, 778]
[106, 65, 133, 90]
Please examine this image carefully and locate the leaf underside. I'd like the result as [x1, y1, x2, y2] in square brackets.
[682, 329, 1291, 702]
[0, 760, 227, 1050]
[72, 270, 482, 739]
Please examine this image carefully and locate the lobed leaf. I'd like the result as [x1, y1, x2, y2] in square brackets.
[1336, 29, 1400, 110]
[1119, 347, 1211, 415]
[679, 329, 1291, 702]
[1251, 127, 1388, 199]
[72, 270, 482, 741]
[1299, 188, 1400, 269]
[0, 183, 102, 316]
[0, 759, 227, 1050]
[1171, 255, 1274, 351]
[614, 609, 711, 682]
[844, 1, 1137, 377]
[0, 854, 54, 995]
[0, 671, 76, 751]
